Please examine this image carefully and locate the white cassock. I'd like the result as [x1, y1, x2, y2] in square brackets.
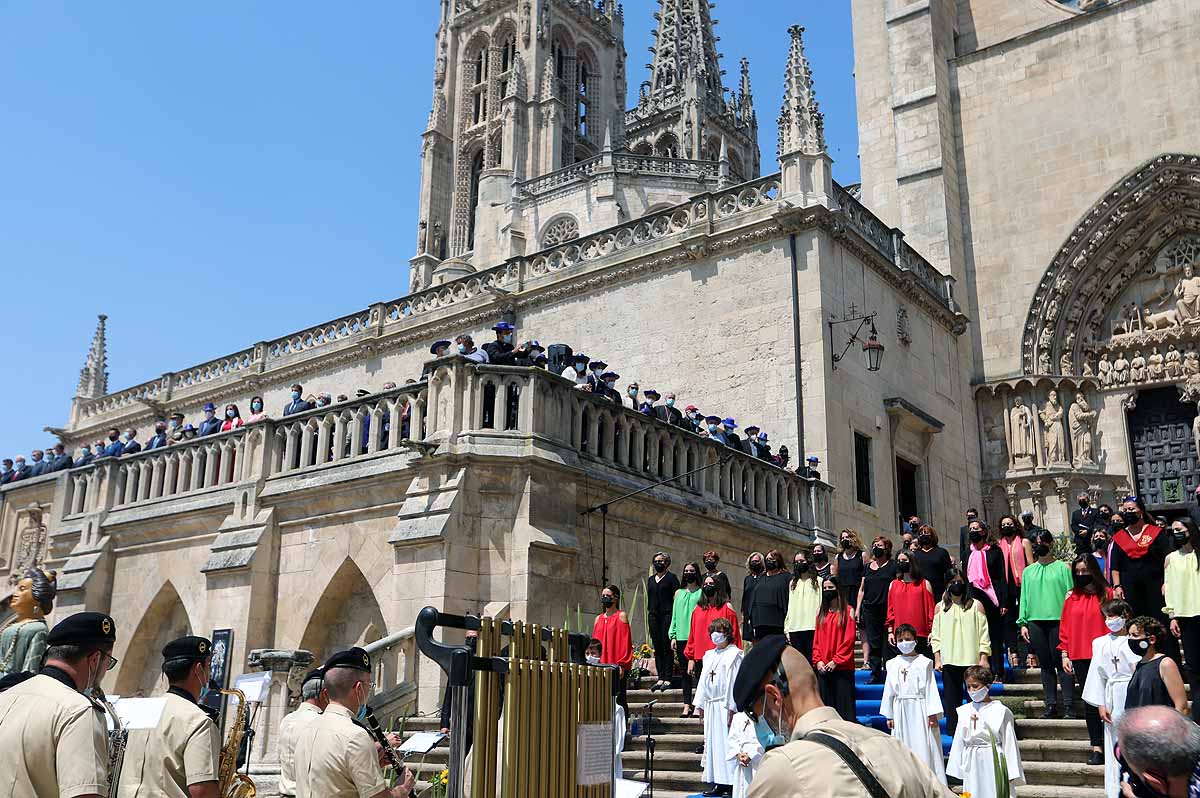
[946, 701, 1024, 798]
[613, 704, 626, 783]
[694, 645, 743, 786]
[1083, 632, 1141, 798]
[725, 712, 764, 798]
[879, 654, 948, 785]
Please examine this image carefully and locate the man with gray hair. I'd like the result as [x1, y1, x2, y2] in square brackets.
[1117, 705, 1200, 797]
[277, 668, 328, 797]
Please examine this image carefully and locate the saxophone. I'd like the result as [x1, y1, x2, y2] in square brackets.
[89, 689, 126, 798]
[217, 687, 257, 798]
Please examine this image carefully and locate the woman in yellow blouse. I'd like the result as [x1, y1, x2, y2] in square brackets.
[1166, 517, 1200, 722]
[930, 573, 991, 737]
[785, 549, 821, 661]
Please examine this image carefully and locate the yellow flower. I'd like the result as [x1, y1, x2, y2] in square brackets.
[440, 770, 449, 779]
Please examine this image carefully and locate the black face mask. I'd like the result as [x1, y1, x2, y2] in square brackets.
[1175, 532, 1189, 545]
[840, 540, 852, 550]
[653, 561, 667, 573]
[1079, 499, 1089, 508]
[1129, 637, 1152, 657]
[108, 433, 119, 441]
[704, 560, 717, 571]
[1073, 573, 1092, 590]
[897, 561, 911, 574]
[1122, 510, 1141, 525]
[1000, 524, 1016, 535]
[969, 530, 983, 543]
[822, 589, 839, 600]
[682, 572, 697, 585]
[948, 583, 967, 597]
[872, 546, 885, 558]
[702, 584, 717, 597]
[1093, 537, 1108, 552]
[749, 561, 763, 574]
[918, 535, 933, 547]
[793, 562, 808, 576]
[765, 558, 779, 570]
[1034, 544, 1051, 558]
[600, 595, 613, 608]
[812, 551, 828, 564]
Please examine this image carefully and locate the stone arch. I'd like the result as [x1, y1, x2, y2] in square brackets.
[540, 214, 579, 247]
[298, 557, 387, 665]
[655, 132, 679, 159]
[631, 140, 653, 156]
[1021, 154, 1200, 376]
[115, 580, 194, 696]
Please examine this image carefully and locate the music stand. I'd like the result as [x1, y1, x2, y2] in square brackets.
[642, 699, 658, 797]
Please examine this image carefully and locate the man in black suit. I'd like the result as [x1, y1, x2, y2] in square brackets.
[721, 418, 742, 451]
[283, 384, 312, 416]
[9, 456, 31, 482]
[144, 421, 170, 451]
[657, 392, 685, 428]
[742, 425, 762, 456]
[120, 429, 142, 456]
[1070, 493, 1099, 554]
[47, 443, 74, 472]
[958, 507, 980, 567]
[0, 459, 13, 484]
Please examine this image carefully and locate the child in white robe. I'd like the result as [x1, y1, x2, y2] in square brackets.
[1081, 599, 1139, 798]
[947, 665, 1023, 798]
[694, 617, 742, 797]
[880, 624, 947, 785]
[724, 711, 763, 798]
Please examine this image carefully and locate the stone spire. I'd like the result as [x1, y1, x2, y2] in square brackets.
[646, 0, 723, 102]
[738, 57, 754, 122]
[76, 314, 109, 399]
[777, 25, 825, 158]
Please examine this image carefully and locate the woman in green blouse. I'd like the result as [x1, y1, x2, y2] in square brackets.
[668, 561, 703, 717]
[1018, 530, 1075, 718]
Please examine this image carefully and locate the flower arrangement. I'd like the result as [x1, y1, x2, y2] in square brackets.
[629, 642, 654, 684]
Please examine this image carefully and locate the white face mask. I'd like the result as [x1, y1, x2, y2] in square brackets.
[585, 655, 601, 665]
[968, 686, 989, 704]
[896, 640, 917, 655]
[1106, 617, 1126, 633]
[710, 632, 727, 647]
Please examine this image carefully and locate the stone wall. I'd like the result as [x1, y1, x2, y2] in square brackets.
[954, 0, 1073, 52]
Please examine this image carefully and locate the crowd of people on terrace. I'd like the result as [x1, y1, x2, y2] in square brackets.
[0, 321, 820, 486]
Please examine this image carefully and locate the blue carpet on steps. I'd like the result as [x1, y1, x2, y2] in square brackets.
[851, 668, 1004, 754]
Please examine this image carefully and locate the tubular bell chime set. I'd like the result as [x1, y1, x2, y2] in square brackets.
[415, 607, 620, 798]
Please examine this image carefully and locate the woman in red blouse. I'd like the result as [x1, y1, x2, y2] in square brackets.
[813, 577, 858, 721]
[1058, 554, 1112, 763]
[593, 584, 632, 712]
[886, 550, 936, 658]
[220, 403, 245, 432]
[683, 575, 741, 675]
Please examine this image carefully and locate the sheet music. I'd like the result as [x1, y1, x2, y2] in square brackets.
[399, 731, 446, 755]
[576, 722, 614, 785]
[112, 697, 167, 730]
[233, 671, 272, 703]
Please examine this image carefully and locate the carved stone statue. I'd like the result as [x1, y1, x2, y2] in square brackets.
[0, 568, 56, 679]
[1148, 347, 1165, 381]
[1113, 352, 1130, 385]
[1186, 349, 1200, 376]
[1130, 351, 1147, 383]
[432, 220, 445, 260]
[417, 220, 428, 254]
[1059, 352, 1074, 375]
[1069, 393, 1097, 467]
[1166, 344, 1183, 379]
[1041, 390, 1067, 465]
[1098, 353, 1113, 387]
[1010, 396, 1034, 466]
[1175, 262, 1200, 323]
[1082, 356, 1095, 377]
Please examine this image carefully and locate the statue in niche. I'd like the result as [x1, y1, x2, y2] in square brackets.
[1041, 390, 1067, 465]
[1060, 352, 1074, 376]
[1148, 347, 1165, 381]
[1097, 353, 1113, 387]
[1167, 344, 1183, 379]
[1082, 355, 1095, 377]
[1113, 352, 1130, 385]
[432, 221, 445, 260]
[1069, 393, 1097, 467]
[1142, 302, 1180, 330]
[417, 220, 428, 254]
[1010, 396, 1035, 466]
[1130, 351, 1147, 383]
[0, 568, 56, 679]
[1187, 350, 1200, 376]
[1175, 262, 1200, 323]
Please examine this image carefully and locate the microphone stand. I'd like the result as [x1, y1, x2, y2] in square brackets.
[642, 698, 657, 797]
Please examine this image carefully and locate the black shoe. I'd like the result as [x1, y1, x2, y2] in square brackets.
[694, 744, 706, 754]
[1088, 751, 1104, 766]
[702, 786, 723, 797]
[1042, 705, 1058, 719]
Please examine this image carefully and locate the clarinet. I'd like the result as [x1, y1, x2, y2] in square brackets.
[362, 708, 404, 773]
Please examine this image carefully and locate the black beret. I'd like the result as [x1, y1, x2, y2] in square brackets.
[46, 611, 116, 647]
[323, 647, 371, 673]
[733, 634, 789, 713]
[303, 668, 324, 684]
[162, 635, 212, 663]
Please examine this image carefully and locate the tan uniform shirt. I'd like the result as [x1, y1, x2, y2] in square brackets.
[748, 705, 954, 798]
[277, 701, 323, 796]
[293, 703, 386, 798]
[117, 691, 220, 798]
[0, 671, 110, 798]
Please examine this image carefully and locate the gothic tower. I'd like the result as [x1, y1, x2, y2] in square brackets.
[410, 0, 626, 290]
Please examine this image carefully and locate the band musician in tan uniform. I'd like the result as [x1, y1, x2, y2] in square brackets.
[277, 667, 328, 797]
[293, 647, 414, 798]
[0, 611, 118, 798]
[117, 635, 221, 798]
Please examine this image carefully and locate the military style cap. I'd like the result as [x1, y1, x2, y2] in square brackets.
[162, 635, 213, 663]
[430, 340, 452, 354]
[732, 634, 789, 712]
[302, 668, 324, 684]
[46, 611, 116, 647]
[323, 646, 372, 673]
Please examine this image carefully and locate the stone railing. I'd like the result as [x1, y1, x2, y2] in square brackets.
[611, 153, 720, 179]
[174, 349, 257, 390]
[364, 625, 420, 717]
[264, 308, 374, 362]
[516, 155, 604, 196]
[833, 184, 956, 311]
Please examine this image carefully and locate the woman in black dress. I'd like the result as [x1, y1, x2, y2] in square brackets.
[1111, 496, 1177, 662]
[855, 535, 897, 684]
[834, 528, 867, 667]
[1125, 616, 1187, 714]
[963, 517, 1010, 682]
[909, 525, 953, 605]
[646, 551, 680, 692]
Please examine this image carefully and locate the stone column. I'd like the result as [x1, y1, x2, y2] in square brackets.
[245, 649, 315, 762]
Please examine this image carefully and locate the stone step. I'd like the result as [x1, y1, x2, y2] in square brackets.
[1018, 738, 1097, 762]
[1016, 718, 1092, 741]
[624, 733, 706, 752]
[618, 767, 709, 792]
[1013, 788, 1104, 798]
[1024, 698, 1089, 716]
[1022, 761, 1105, 787]
[619, 749, 702, 768]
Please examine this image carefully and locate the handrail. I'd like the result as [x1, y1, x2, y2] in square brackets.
[363, 625, 416, 655]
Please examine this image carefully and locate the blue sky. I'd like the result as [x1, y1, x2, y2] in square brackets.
[0, 2, 858, 459]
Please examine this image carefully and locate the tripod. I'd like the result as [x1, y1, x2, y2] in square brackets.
[642, 698, 658, 797]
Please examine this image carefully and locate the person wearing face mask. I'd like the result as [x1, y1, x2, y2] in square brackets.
[8, 455, 31, 482]
[1082, 599, 1141, 797]
[958, 507, 980, 566]
[812, 578, 858, 721]
[76, 445, 95, 467]
[784, 552, 820, 661]
[946, 665, 1025, 798]
[1116, 705, 1200, 798]
[481, 321, 528, 366]
[733, 636, 949, 798]
[220, 403, 244, 432]
[1057, 555, 1113, 761]
[670, 562, 704, 716]
[1072, 493, 1100, 555]
[885, 552, 936, 658]
[622, 381, 641, 411]
[684, 576, 742, 678]
[705, 415, 728, 445]
[246, 396, 268, 424]
[694, 617, 743, 797]
[909, 525, 953, 605]
[1018, 530, 1075, 718]
[1165, 518, 1200, 723]
[1125, 616, 1188, 715]
[656, 391, 684, 427]
[560, 353, 589, 384]
[879, 624, 947, 786]
[725, 701, 765, 798]
[964, 519, 1010, 683]
[750, 550, 791, 640]
[118, 429, 141, 456]
[683, 405, 703, 434]
[118, 635, 222, 798]
[1111, 497, 1178, 662]
[277, 668, 328, 798]
[741, 425, 762, 457]
[994, 514, 1033, 671]
[647, 552, 680, 693]
[0, 611, 117, 797]
[596, 371, 622, 403]
[721, 418, 742, 451]
[197, 402, 223, 437]
[1020, 509, 1048, 546]
[593, 585, 632, 714]
[855, 535, 897, 684]
[145, 421, 170, 451]
[284, 383, 314, 416]
[702, 550, 733, 598]
[639, 388, 661, 417]
[931, 575, 992, 737]
[809, 544, 832, 582]
[0, 457, 14, 484]
[584, 638, 603, 666]
[102, 427, 125, 458]
[832, 528, 865, 610]
[742, 551, 765, 642]
[294, 647, 415, 798]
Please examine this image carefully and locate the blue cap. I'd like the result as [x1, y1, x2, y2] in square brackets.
[807, 455, 819, 463]
[528, 340, 544, 351]
[493, 322, 515, 332]
[722, 418, 737, 428]
[203, 402, 216, 412]
[757, 432, 769, 442]
[430, 339, 452, 354]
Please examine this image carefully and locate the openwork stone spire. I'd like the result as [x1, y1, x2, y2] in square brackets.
[738, 56, 754, 122]
[646, 0, 724, 103]
[777, 25, 825, 158]
[76, 314, 109, 399]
